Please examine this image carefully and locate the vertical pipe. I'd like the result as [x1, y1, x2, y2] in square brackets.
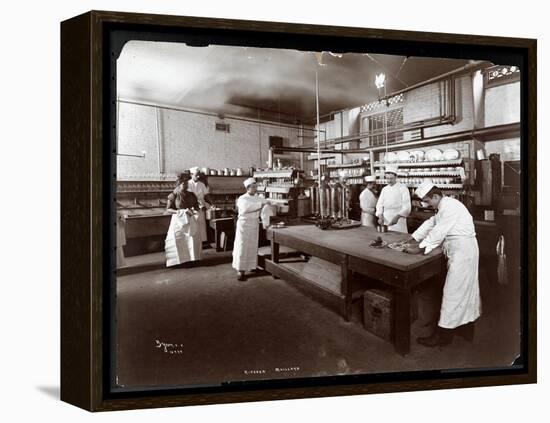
[155, 107, 164, 176]
[116, 98, 119, 153]
[299, 122, 304, 171]
[268, 148, 273, 169]
[258, 108, 262, 167]
[384, 85, 388, 154]
[316, 69, 324, 218]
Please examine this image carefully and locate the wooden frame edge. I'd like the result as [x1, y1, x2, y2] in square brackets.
[60, 10, 537, 412]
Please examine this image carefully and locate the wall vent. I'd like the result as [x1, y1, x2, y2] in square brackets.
[215, 122, 230, 133]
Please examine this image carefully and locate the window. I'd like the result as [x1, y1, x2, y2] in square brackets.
[366, 107, 404, 146]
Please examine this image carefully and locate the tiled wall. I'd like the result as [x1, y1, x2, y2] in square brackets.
[483, 137, 521, 162]
[117, 102, 308, 180]
[485, 81, 521, 127]
[403, 76, 474, 138]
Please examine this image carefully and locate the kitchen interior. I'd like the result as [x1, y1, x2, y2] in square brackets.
[115, 41, 522, 389]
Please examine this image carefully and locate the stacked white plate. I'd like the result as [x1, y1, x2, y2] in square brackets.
[426, 149, 443, 161]
[443, 149, 460, 160]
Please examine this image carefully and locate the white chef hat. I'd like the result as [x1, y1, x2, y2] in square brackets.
[364, 175, 377, 182]
[189, 166, 200, 174]
[415, 181, 435, 199]
[243, 177, 257, 188]
[385, 165, 399, 175]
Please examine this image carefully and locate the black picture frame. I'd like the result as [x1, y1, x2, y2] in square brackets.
[60, 10, 537, 411]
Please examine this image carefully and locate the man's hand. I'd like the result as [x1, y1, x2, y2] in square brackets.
[388, 215, 400, 226]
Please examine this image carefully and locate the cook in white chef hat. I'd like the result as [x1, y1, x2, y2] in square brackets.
[384, 164, 399, 175]
[243, 177, 257, 188]
[415, 180, 435, 200]
[189, 166, 200, 175]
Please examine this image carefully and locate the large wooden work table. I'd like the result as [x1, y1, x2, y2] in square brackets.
[265, 224, 444, 355]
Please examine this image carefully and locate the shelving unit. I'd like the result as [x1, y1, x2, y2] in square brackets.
[326, 161, 368, 169]
[374, 159, 465, 190]
[253, 169, 300, 216]
[376, 180, 464, 189]
[373, 159, 463, 168]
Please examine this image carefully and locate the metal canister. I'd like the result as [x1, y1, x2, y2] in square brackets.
[332, 181, 345, 219]
[320, 181, 331, 217]
[310, 186, 319, 215]
[297, 194, 311, 217]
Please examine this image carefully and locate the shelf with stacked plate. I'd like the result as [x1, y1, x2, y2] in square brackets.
[326, 161, 370, 185]
[373, 147, 466, 191]
[375, 180, 464, 190]
[373, 159, 463, 168]
[374, 165, 465, 190]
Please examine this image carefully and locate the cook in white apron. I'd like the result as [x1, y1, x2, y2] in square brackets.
[164, 177, 202, 267]
[375, 165, 411, 233]
[359, 175, 378, 227]
[188, 167, 212, 243]
[232, 178, 268, 281]
[116, 211, 127, 268]
[410, 181, 481, 346]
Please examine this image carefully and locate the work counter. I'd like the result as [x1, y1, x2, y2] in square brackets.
[265, 224, 445, 355]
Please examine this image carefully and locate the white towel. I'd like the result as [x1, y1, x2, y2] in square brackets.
[260, 204, 277, 229]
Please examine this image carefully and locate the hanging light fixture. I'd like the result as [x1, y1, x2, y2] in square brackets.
[375, 73, 386, 90]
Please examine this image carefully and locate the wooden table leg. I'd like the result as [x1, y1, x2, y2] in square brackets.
[271, 240, 280, 263]
[393, 288, 411, 356]
[341, 256, 352, 322]
[214, 227, 220, 252]
[271, 239, 280, 279]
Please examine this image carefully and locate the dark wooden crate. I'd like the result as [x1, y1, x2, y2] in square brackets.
[363, 289, 418, 341]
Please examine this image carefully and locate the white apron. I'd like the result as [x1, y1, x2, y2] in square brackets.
[196, 209, 208, 242]
[439, 236, 481, 328]
[116, 213, 127, 268]
[384, 211, 408, 233]
[361, 212, 377, 227]
[232, 194, 265, 271]
[375, 182, 411, 233]
[359, 188, 377, 227]
[187, 180, 209, 242]
[165, 210, 201, 266]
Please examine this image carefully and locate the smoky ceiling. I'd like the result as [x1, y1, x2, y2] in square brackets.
[116, 41, 471, 122]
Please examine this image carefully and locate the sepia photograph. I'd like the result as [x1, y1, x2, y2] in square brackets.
[112, 40, 523, 391]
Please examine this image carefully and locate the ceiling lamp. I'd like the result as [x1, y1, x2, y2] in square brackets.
[375, 73, 386, 89]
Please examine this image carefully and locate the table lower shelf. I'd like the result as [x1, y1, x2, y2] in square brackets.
[265, 259, 348, 320]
